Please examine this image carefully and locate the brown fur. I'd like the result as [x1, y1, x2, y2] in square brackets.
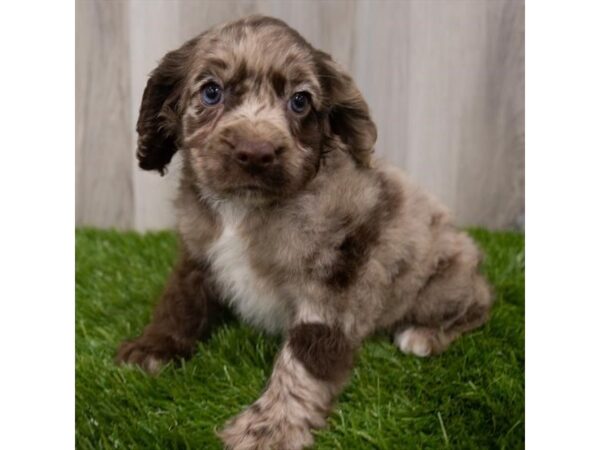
[116, 15, 493, 448]
[288, 323, 354, 382]
[324, 176, 403, 291]
[116, 248, 225, 373]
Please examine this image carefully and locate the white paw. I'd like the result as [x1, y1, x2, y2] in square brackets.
[394, 327, 433, 357]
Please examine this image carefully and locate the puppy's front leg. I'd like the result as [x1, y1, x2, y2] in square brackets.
[116, 250, 224, 373]
[220, 322, 355, 450]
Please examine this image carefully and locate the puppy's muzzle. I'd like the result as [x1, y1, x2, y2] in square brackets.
[234, 139, 281, 171]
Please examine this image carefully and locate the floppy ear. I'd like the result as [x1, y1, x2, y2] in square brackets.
[136, 38, 198, 175]
[316, 51, 377, 167]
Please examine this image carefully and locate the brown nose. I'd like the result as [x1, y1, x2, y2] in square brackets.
[234, 140, 276, 168]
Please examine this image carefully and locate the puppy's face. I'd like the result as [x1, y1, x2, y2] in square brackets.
[184, 20, 325, 200]
[136, 16, 377, 202]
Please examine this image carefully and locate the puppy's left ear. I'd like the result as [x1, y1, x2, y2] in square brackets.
[136, 38, 198, 175]
[316, 51, 377, 167]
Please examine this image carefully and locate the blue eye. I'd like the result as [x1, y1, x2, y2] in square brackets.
[201, 82, 223, 106]
[289, 92, 310, 114]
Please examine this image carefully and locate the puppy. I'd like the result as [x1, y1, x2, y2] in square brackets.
[117, 15, 493, 449]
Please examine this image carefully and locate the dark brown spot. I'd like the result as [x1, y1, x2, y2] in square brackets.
[326, 225, 372, 290]
[288, 323, 354, 382]
[296, 110, 322, 148]
[248, 425, 271, 438]
[282, 108, 324, 184]
[228, 59, 249, 87]
[223, 63, 254, 111]
[325, 176, 403, 290]
[430, 212, 444, 227]
[269, 70, 287, 97]
[224, 83, 247, 111]
[249, 402, 262, 414]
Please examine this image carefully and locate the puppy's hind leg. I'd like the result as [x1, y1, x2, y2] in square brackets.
[394, 325, 458, 357]
[395, 243, 492, 357]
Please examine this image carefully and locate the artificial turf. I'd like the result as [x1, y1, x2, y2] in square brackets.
[76, 228, 524, 449]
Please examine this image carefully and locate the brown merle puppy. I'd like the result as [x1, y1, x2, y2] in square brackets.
[116, 15, 493, 449]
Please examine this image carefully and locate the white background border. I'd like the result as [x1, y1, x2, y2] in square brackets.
[527, 0, 600, 448]
[0, 1, 74, 448]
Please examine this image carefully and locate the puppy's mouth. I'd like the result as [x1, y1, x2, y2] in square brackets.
[226, 184, 277, 196]
[197, 134, 295, 200]
[223, 163, 289, 198]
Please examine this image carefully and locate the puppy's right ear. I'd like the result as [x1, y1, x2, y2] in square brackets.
[136, 38, 198, 175]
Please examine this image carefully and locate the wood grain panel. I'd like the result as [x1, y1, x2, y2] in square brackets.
[76, 0, 134, 229]
[129, 0, 183, 231]
[352, 0, 411, 169]
[404, 0, 524, 228]
[456, 0, 524, 228]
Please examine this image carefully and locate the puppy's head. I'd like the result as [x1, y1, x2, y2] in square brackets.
[136, 16, 376, 201]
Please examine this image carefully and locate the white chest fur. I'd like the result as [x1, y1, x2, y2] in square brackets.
[207, 204, 289, 334]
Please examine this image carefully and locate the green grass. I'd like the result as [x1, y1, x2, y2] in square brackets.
[76, 228, 524, 449]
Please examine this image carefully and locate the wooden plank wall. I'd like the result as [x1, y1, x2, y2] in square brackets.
[76, 0, 524, 230]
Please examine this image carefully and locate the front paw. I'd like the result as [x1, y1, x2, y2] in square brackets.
[219, 404, 314, 450]
[116, 335, 179, 374]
